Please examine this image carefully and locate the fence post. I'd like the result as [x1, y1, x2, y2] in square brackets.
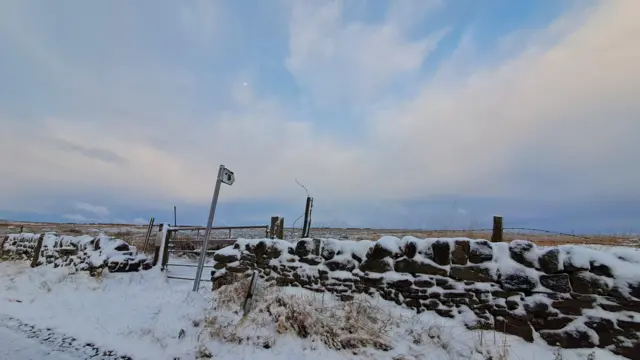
[19, 225, 24, 233]
[242, 271, 258, 316]
[153, 224, 164, 266]
[491, 216, 503, 243]
[302, 197, 312, 238]
[0, 235, 8, 258]
[308, 198, 314, 237]
[269, 216, 278, 238]
[30, 234, 45, 268]
[276, 218, 285, 240]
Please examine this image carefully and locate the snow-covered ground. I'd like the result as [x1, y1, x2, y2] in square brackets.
[0, 247, 633, 360]
[0, 326, 81, 360]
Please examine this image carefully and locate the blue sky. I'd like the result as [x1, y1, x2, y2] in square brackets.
[1, 0, 639, 233]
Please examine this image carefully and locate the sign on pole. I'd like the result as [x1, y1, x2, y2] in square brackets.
[221, 168, 235, 185]
[192, 165, 235, 292]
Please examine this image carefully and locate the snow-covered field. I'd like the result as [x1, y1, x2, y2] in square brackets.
[0, 254, 631, 360]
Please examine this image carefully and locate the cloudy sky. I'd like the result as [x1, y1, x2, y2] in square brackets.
[1, 0, 639, 233]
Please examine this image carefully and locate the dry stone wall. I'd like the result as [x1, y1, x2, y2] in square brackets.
[1, 232, 151, 274]
[211, 237, 640, 359]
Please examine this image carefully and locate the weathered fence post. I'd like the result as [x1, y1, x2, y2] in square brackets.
[491, 216, 503, 243]
[302, 197, 314, 238]
[269, 216, 278, 238]
[19, 225, 24, 233]
[276, 218, 285, 240]
[242, 271, 258, 316]
[30, 234, 45, 268]
[0, 235, 8, 258]
[153, 223, 164, 266]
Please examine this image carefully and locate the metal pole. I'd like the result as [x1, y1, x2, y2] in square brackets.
[174, 206, 177, 227]
[193, 165, 225, 292]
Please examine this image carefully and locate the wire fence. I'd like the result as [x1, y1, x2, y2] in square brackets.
[293, 225, 639, 243]
[410, 227, 593, 240]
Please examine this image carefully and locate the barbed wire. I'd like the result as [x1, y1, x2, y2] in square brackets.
[309, 226, 600, 240]
[410, 227, 590, 239]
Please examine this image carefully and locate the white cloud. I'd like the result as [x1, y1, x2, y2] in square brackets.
[368, 0, 640, 199]
[285, 0, 448, 105]
[73, 202, 110, 218]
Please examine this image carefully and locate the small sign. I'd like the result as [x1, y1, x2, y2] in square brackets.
[221, 167, 235, 186]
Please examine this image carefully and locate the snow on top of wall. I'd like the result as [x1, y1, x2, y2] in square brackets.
[377, 236, 401, 254]
[225, 236, 640, 291]
[558, 245, 640, 285]
[4, 231, 148, 268]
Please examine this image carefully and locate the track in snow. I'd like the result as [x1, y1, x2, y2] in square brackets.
[0, 315, 134, 360]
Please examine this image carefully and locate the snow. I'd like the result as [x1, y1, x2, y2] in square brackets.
[470, 240, 493, 256]
[377, 236, 401, 254]
[214, 246, 241, 257]
[2, 235, 639, 359]
[0, 262, 208, 360]
[558, 245, 640, 285]
[0, 326, 80, 360]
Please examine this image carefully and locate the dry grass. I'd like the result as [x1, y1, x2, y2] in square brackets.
[337, 228, 636, 247]
[204, 280, 396, 351]
[204, 281, 523, 359]
[1, 221, 637, 250]
[214, 273, 252, 310]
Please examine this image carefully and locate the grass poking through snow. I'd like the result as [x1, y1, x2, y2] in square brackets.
[202, 279, 532, 359]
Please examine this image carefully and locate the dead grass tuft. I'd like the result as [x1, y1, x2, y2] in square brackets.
[214, 274, 252, 310]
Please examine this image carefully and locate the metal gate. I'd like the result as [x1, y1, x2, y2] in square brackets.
[162, 225, 268, 281]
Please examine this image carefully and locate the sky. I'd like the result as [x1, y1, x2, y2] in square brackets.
[1, 0, 639, 233]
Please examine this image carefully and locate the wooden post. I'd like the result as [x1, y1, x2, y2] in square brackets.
[152, 224, 163, 266]
[307, 198, 314, 237]
[30, 234, 45, 268]
[174, 206, 177, 227]
[242, 271, 258, 316]
[491, 216, 503, 243]
[276, 218, 285, 240]
[302, 197, 312, 238]
[19, 225, 24, 233]
[0, 235, 8, 258]
[228, 228, 232, 239]
[269, 216, 278, 238]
